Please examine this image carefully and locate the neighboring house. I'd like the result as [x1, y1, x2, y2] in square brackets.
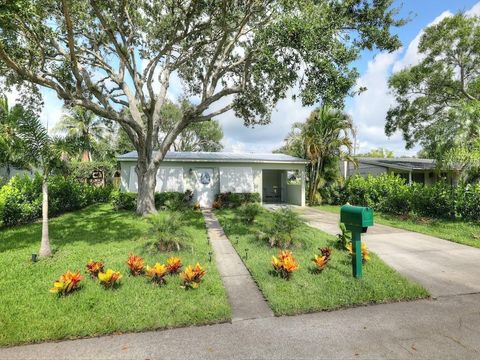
[341, 157, 461, 186]
[117, 151, 307, 207]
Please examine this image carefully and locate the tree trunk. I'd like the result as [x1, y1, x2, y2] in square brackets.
[39, 176, 52, 257]
[136, 161, 158, 215]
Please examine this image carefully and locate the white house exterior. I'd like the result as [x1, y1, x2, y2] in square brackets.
[117, 151, 307, 207]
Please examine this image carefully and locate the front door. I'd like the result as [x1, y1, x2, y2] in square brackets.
[194, 168, 215, 208]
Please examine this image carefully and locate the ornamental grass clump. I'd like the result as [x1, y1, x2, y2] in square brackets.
[50, 271, 83, 296]
[166, 256, 182, 274]
[271, 250, 299, 280]
[180, 263, 206, 289]
[98, 269, 122, 289]
[126, 254, 144, 275]
[346, 242, 371, 263]
[312, 247, 332, 272]
[85, 260, 104, 278]
[145, 263, 168, 285]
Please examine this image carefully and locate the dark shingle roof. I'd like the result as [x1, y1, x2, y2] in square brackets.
[117, 151, 307, 164]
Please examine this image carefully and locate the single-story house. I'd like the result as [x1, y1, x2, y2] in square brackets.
[117, 151, 307, 207]
[341, 157, 461, 186]
[0, 166, 34, 183]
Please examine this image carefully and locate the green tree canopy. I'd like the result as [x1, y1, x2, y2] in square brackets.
[0, 0, 405, 214]
[357, 147, 395, 158]
[386, 13, 480, 158]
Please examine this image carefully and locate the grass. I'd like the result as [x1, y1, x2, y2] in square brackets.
[0, 204, 230, 347]
[215, 208, 428, 316]
[316, 205, 480, 249]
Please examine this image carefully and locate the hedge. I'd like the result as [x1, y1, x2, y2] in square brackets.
[215, 192, 261, 208]
[338, 174, 480, 221]
[0, 174, 113, 227]
[110, 190, 191, 211]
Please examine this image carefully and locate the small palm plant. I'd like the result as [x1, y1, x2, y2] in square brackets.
[17, 111, 68, 257]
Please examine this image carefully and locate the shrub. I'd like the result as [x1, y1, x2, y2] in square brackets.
[212, 200, 222, 209]
[180, 263, 206, 289]
[145, 263, 168, 285]
[237, 203, 261, 224]
[50, 271, 83, 296]
[264, 207, 304, 248]
[215, 192, 260, 208]
[336, 223, 351, 249]
[147, 211, 190, 251]
[312, 247, 332, 272]
[1, 174, 112, 227]
[126, 254, 145, 275]
[86, 260, 104, 278]
[155, 191, 189, 210]
[110, 190, 136, 211]
[271, 250, 299, 280]
[456, 183, 480, 221]
[166, 256, 182, 274]
[98, 269, 122, 288]
[410, 182, 456, 219]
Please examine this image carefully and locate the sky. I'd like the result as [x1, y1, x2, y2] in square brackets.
[6, 0, 480, 156]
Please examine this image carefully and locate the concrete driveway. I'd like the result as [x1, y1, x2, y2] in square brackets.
[298, 207, 480, 297]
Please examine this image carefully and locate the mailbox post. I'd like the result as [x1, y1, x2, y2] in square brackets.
[340, 205, 374, 278]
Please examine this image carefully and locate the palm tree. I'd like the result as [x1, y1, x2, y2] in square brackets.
[17, 112, 65, 257]
[282, 106, 356, 204]
[54, 107, 108, 162]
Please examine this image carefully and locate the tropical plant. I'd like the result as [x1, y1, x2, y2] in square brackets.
[166, 256, 182, 275]
[337, 223, 351, 250]
[312, 247, 332, 272]
[0, 1, 405, 215]
[238, 203, 261, 224]
[126, 254, 145, 276]
[271, 250, 299, 280]
[54, 106, 111, 162]
[346, 243, 370, 263]
[145, 263, 168, 285]
[98, 269, 122, 289]
[264, 207, 304, 248]
[86, 260, 104, 278]
[278, 106, 356, 204]
[147, 212, 190, 252]
[50, 271, 82, 296]
[16, 110, 69, 257]
[180, 263, 206, 289]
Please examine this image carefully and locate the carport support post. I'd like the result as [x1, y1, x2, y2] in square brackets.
[352, 232, 363, 278]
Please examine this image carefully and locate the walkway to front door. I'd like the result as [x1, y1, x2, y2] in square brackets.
[202, 209, 273, 321]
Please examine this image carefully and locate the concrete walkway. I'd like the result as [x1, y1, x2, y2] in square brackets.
[299, 207, 480, 297]
[2, 293, 479, 359]
[202, 209, 273, 322]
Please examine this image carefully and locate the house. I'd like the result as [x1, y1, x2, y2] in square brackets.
[117, 151, 307, 207]
[0, 166, 34, 183]
[342, 157, 461, 186]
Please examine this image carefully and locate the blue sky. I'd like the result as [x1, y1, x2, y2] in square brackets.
[8, 0, 480, 156]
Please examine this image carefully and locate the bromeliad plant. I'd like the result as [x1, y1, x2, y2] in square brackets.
[126, 254, 144, 275]
[180, 263, 206, 289]
[50, 271, 83, 296]
[166, 256, 182, 274]
[145, 263, 168, 285]
[98, 269, 122, 288]
[271, 250, 299, 280]
[346, 242, 371, 263]
[86, 260, 104, 278]
[312, 247, 332, 272]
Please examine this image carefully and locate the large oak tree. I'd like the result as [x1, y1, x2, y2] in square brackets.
[0, 0, 404, 214]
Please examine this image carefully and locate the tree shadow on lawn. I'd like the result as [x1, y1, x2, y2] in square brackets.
[0, 205, 208, 254]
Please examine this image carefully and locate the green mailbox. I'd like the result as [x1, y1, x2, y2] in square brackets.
[340, 205, 374, 278]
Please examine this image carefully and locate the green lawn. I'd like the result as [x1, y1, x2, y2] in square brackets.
[0, 204, 230, 347]
[215, 208, 428, 316]
[316, 205, 480, 249]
